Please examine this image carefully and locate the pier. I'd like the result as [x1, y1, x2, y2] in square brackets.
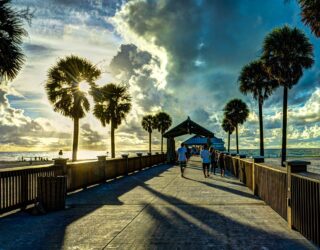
[0, 156, 318, 249]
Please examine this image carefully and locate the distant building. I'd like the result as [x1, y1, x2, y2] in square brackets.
[183, 135, 225, 151]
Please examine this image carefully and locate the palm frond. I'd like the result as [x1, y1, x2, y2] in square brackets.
[45, 55, 101, 119]
[238, 60, 278, 103]
[142, 115, 155, 133]
[154, 112, 172, 133]
[222, 117, 235, 134]
[92, 83, 132, 128]
[223, 99, 249, 126]
[261, 25, 314, 88]
[299, 0, 320, 37]
[0, 0, 28, 81]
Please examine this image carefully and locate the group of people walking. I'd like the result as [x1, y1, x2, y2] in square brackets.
[177, 143, 225, 178]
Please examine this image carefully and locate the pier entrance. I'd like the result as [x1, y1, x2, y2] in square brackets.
[163, 117, 214, 162]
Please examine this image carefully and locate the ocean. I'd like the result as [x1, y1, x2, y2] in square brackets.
[0, 148, 319, 174]
[230, 148, 320, 158]
[0, 148, 319, 161]
[0, 150, 156, 162]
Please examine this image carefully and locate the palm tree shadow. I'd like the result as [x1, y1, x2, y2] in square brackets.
[135, 184, 310, 249]
[182, 176, 259, 200]
[0, 164, 173, 249]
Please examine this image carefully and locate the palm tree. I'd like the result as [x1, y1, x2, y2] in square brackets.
[142, 115, 156, 154]
[154, 112, 172, 153]
[238, 60, 277, 157]
[223, 99, 249, 154]
[221, 117, 235, 153]
[46, 55, 101, 161]
[92, 83, 131, 158]
[0, 0, 29, 83]
[298, 0, 320, 37]
[262, 26, 314, 165]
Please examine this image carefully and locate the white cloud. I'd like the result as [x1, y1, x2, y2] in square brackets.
[290, 88, 320, 123]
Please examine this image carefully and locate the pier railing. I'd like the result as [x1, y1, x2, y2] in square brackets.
[218, 152, 319, 247]
[0, 153, 166, 215]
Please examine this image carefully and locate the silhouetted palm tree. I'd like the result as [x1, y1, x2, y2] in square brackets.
[0, 0, 29, 82]
[154, 112, 172, 153]
[222, 117, 235, 153]
[142, 115, 156, 154]
[298, 0, 320, 37]
[223, 99, 249, 154]
[46, 55, 101, 161]
[239, 60, 277, 157]
[262, 26, 314, 165]
[92, 83, 131, 158]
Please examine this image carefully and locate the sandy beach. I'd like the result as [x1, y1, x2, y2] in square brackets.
[0, 161, 53, 170]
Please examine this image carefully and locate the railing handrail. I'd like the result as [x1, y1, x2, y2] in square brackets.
[0, 154, 161, 172]
[254, 162, 287, 174]
[0, 163, 55, 173]
[237, 158, 253, 164]
[0, 153, 167, 215]
[292, 172, 320, 184]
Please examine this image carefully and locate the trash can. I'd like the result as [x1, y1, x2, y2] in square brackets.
[37, 176, 67, 212]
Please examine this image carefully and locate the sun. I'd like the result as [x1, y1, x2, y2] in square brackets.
[78, 81, 91, 93]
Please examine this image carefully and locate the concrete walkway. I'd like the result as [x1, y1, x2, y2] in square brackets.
[0, 157, 316, 250]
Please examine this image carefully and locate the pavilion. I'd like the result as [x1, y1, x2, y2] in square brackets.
[163, 117, 214, 162]
[183, 135, 225, 151]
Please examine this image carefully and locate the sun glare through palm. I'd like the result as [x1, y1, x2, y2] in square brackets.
[78, 81, 91, 93]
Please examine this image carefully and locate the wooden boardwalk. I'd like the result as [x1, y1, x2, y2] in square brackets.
[0, 157, 316, 249]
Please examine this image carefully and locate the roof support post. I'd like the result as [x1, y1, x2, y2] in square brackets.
[167, 137, 176, 163]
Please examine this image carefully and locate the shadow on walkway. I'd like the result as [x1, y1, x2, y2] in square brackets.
[185, 165, 249, 187]
[182, 176, 259, 200]
[0, 164, 173, 249]
[0, 163, 313, 249]
[125, 183, 311, 249]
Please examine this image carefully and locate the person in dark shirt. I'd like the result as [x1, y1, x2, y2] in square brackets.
[185, 146, 191, 162]
[209, 147, 217, 175]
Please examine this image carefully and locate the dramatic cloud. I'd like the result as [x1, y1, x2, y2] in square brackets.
[110, 0, 320, 148]
[0, 87, 70, 150]
[2, 0, 319, 153]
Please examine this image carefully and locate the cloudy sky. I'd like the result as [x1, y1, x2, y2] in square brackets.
[1, 0, 319, 153]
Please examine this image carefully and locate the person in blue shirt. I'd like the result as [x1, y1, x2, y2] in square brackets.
[177, 143, 187, 177]
[200, 144, 210, 178]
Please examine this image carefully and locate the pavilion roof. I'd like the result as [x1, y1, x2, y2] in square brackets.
[163, 117, 214, 138]
[183, 135, 223, 145]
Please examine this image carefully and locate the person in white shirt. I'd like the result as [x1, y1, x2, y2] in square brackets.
[200, 144, 210, 178]
[177, 143, 187, 177]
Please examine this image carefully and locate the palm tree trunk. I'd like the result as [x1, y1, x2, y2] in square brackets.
[161, 134, 163, 153]
[236, 124, 239, 154]
[227, 132, 230, 152]
[111, 120, 115, 158]
[149, 132, 152, 154]
[259, 97, 264, 157]
[281, 87, 288, 166]
[72, 117, 79, 161]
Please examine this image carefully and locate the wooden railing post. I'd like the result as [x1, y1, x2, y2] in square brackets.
[252, 157, 264, 195]
[20, 171, 28, 210]
[121, 154, 129, 175]
[53, 158, 68, 176]
[97, 155, 107, 182]
[53, 158, 69, 189]
[286, 160, 310, 229]
[237, 155, 246, 183]
[136, 153, 143, 170]
[237, 154, 246, 159]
